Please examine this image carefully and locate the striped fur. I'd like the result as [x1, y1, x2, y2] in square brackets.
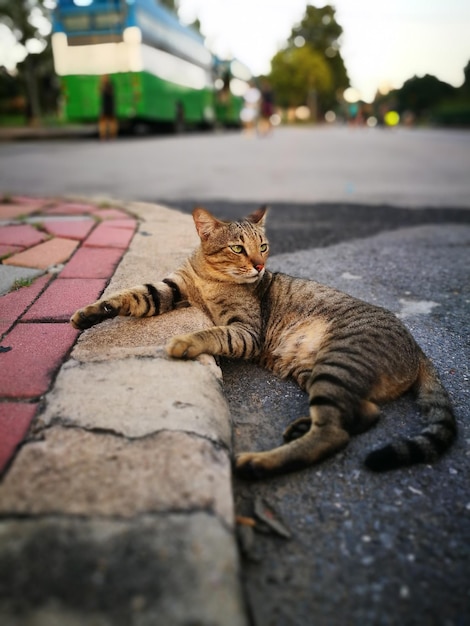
[71, 207, 456, 477]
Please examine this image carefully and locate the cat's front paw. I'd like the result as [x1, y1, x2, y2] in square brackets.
[70, 301, 118, 330]
[166, 334, 204, 359]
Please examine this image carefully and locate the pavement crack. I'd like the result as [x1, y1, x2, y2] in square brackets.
[32, 416, 232, 451]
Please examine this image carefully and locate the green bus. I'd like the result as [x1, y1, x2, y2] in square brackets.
[213, 57, 252, 127]
[51, 0, 218, 130]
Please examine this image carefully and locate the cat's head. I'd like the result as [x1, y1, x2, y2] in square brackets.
[192, 206, 269, 284]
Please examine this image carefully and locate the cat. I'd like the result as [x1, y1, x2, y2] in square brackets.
[71, 207, 456, 478]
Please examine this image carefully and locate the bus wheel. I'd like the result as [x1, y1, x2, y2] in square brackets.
[174, 102, 185, 134]
[133, 122, 150, 136]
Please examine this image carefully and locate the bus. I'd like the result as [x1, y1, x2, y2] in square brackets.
[51, 0, 216, 130]
[213, 57, 252, 127]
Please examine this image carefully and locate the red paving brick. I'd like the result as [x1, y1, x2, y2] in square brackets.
[0, 244, 24, 258]
[43, 218, 96, 240]
[95, 218, 136, 230]
[42, 202, 97, 216]
[0, 322, 79, 399]
[3, 237, 79, 269]
[60, 246, 124, 279]
[84, 222, 135, 249]
[0, 402, 38, 473]
[12, 196, 49, 207]
[0, 199, 134, 422]
[22, 277, 107, 321]
[0, 224, 47, 248]
[0, 203, 43, 219]
[0, 274, 51, 337]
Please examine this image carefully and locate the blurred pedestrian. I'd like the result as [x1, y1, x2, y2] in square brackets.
[99, 75, 118, 140]
[240, 81, 260, 136]
[258, 78, 275, 136]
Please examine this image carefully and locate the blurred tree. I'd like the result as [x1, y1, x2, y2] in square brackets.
[431, 61, 470, 127]
[461, 60, 470, 93]
[270, 45, 332, 110]
[285, 4, 350, 113]
[372, 65, 470, 127]
[160, 0, 179, 12]
[0, 0, 56, 122]
[397, 74, 455, 117]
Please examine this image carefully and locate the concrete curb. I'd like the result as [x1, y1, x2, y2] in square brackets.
[0, 125, 97, 142]
[0, 200, 247, 625]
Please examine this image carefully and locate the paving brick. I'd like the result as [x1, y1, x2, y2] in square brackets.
[0, 274, 51, 337]
[22, 277, 107, 321]
[0, 323, 79, 399]
[42, 202, 96, 216]
[83, 222, 135, 249]
[0, 244, 23, 258]
[12, 196, 49, 207]
[92, 208, 132, 220]
[60, 246, 124, 279]
[0, 203, 42, 220]
[96, 218, 136, 230]
[0, 224, 46, 247]
[0, 266, 43, 297]
[43, 218, 96, 240]
[3, 237, 79, 269]
[0, 402, 37, 474]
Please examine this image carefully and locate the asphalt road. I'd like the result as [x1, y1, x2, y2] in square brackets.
[1, 126, 470, 207]
[1, 127, 469, 625]
[174, 201, 470, 626]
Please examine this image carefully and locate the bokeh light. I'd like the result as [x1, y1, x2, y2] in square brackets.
[384, 111, 400, 126]
[325, 110, 336, 123]
[343, 87, 360, 103]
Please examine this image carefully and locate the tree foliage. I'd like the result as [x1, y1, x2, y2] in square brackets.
[0, 0, 56, 119]
[373, 64, 470, 127]
[270, 46, 332, 108]
[397, 74, 455, 116]
[269, 4, 349, 114]
[159, 0, 179, 12]
[460, 60, 470, 94]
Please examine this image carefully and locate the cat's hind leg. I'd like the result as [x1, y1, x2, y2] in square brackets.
[236, 408, 349, 479]
[283, 399, 379, 444]
[349, 400, 381, 434]
[283, 417, 311, 442]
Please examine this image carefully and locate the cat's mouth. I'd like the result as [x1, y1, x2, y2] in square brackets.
[229, 268, 265, 283]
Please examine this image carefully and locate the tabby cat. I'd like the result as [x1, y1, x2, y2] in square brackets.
[71, 207, 456, 477]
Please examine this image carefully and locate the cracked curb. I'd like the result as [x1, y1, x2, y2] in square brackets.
[0, 199, 247, 625]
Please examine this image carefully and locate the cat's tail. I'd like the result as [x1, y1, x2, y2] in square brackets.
[365, 355, 457, 472]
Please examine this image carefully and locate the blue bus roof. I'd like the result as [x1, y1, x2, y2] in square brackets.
[54, 0, 205, 46]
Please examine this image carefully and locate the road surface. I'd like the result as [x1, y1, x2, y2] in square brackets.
[1, 126, 469, 625]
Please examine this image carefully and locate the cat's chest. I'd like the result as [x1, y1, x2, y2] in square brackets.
[263, 317, 331, 381]
[200, 284, 259, 325]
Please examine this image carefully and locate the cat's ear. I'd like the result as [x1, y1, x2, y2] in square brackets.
[192, 207, 222, 241]
[246, 205, 268, 229]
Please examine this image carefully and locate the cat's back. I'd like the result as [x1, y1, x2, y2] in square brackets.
[259, 271, 418, 383]
[261, 271, 377, 320]
[263, 270, 409, 323]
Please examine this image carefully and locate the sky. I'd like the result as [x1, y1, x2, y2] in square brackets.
[178, 0, 470, 102]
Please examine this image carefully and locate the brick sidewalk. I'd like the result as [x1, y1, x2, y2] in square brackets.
[0, 196, 137, 473]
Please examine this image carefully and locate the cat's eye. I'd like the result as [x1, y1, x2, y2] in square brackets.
[260, 243, 268, 253]
[230, 245, 244, 254]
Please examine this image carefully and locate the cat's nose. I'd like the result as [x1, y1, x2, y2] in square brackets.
[254, 263, 264, 272]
